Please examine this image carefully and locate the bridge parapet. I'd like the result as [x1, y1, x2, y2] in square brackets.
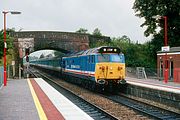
[11, 31, 90, 53]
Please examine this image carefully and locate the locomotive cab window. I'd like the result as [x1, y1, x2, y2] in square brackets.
[112, 54, 125, 63]
[98, 54, 124, 63]
[111, 54, 121, 62]
[98, 54, 110, 62]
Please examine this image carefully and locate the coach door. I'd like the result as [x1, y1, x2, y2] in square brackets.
[88, 55, 91, 76]
[87, 55, 95, 77]
[80, 56, 86, 75]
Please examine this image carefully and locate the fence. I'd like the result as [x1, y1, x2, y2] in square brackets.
[0, 66, 4, 88]
[126, 67, 179, 82]
[7, 65, 13, 79]
[126, 67, 158, 80]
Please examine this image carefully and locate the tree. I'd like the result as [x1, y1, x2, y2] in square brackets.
[111, 35, 131, 53]
[0, 29, 15, 65]
[133, 0, 180, 69]
[92, 28, 102, 36]
[76, 28, 88, 34]
[0, 31, 3, 59]
[133, 0, 180, 47]
[109, 36, 153, 67]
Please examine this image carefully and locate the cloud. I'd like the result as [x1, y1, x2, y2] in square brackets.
[0, 0, 148, 43]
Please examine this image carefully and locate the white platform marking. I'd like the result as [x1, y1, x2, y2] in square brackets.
[126, 79, 180, 94]
[34, 78, 94, 120]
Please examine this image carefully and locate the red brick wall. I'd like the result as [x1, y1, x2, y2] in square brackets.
[174, 68, 180, 83]
[157, 53, 180, 83]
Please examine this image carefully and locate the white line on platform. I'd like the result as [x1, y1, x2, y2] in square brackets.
[34, 78, 94, 120]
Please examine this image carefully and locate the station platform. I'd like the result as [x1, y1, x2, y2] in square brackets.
[126, 77, 180, 94]
[125, 77, 180, 111]
[0, 78, 93, 120]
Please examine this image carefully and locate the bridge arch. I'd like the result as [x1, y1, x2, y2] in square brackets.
[10, 31, 110, 77]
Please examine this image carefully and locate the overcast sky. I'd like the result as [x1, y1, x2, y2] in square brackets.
[1, 0, 150, 44]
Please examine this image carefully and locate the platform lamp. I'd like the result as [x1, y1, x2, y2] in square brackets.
[2, 11, 21, 86]
[152, 15, 169, 83]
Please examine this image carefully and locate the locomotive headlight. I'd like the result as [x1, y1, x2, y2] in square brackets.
[114, 49, 117, 52]
[110, 67, 113, 70]
[103, 48, 106, 51]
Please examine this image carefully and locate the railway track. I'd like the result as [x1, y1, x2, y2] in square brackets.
[29, 68, 119, 120]
[29, 68, 180, 120]
[102, 94, 180, 120]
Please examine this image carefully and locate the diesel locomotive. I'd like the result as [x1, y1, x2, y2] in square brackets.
[30, 46, 126, 92]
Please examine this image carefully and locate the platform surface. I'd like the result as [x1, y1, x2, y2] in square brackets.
[126, 77, 180, 94]
[0, 79, 93, 120]
[0, 79, 39, 120]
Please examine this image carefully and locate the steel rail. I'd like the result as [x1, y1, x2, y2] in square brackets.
[101, 94, 180, 120]
[29, 67, 119, 120]
[29, 67, 180, 120]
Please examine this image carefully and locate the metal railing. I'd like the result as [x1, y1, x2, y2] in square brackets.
[126, 67, 179, 83]
[126, 67, 158, 80]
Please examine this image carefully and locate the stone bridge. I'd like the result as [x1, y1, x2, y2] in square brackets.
[11, 31, 111, 55]
[11, 31, 91, 55]
[10, 31, 110, 77]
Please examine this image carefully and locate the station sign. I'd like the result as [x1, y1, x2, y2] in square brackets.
[161, 46, 170, 52]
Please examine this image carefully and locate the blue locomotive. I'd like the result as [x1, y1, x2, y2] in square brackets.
[30, 46, 126, 92]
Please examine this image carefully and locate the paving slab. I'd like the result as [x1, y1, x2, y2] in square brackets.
[0, 79, 39, 120]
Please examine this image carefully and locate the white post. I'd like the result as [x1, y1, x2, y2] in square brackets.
[19, 64, 21, 79]
[12, 61, 15, 78]
[13, 65, 15, 78]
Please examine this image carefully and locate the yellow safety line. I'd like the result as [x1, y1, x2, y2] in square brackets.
[27, 79, 48, 120]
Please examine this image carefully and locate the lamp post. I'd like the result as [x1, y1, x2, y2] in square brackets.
[152, 15, 168, 83]
[2, 11, 21, 86]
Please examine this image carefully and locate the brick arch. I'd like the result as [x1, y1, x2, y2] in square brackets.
[10, 31, 110, 77]
[12, 31, 89, 53]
